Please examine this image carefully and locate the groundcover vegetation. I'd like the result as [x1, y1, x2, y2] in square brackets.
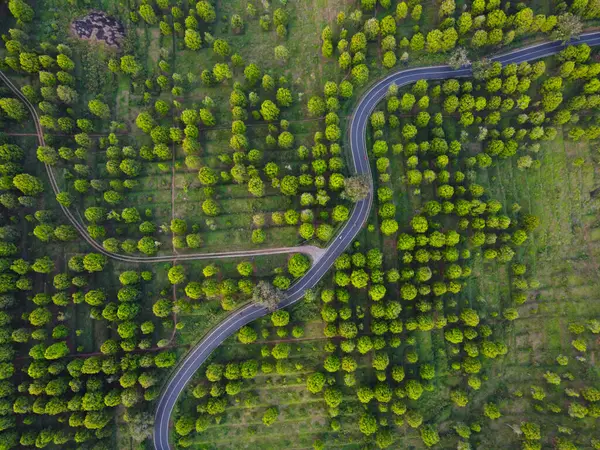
[0, 0, 599, 448]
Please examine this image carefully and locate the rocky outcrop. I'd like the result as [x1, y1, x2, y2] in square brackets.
[71, 11, 125, 48]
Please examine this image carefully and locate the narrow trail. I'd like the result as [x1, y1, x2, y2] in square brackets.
[152, 33, 600, 450]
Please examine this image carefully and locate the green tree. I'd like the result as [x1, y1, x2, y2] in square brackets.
[260, 100, 280, 121]
[308, 96, 326, 117]
[196, 1, 216, 22]
[237, 326, 257, 344]
[520, 422, 541, 441]
[155, 351, 177, 368]
[484, 402, 502, 419]
[202, 199, 220, 216]
[231, 14, 244, 31]
[396, 1, 408, 19]
[83, 253, 107, 272]
[175, 416, 195, 436]
[262, 407, 279, 426]
[381, 219, 399, 235]
[44, 342, 69, 360]
[135, 112, 155, 133]
[332, 205, 350, 222]
[406, 379, 424, 400]
[306, 372, 326, 393]
[288, 254, 310, 278]
[274, 45, 289, 62]
[0, 98, 27, 121]
[450, 389, 469, 407]
[29, 307, 52, 326]
[213, 39, 230, 57]
[372, 352, 390, 371]
[19, 52, 40, 73]
[120, 55, 142, 76]
[138, 4, 157, 24]
[244, 64, 261, 86]
[198, 166, 218, 186]
[278, 131, 294, 149]
[88, 99, 110, 119]
[351, 64, 369, 86]
[8, 0, 34, 22]
[252, 229, 266, 244]
[420, 425, 440, 447]
[359, 413, 378, 436]
[280, 175, 299, 196]
[271, 310, 289, 327]
[165, 268, 185, 289]
[276, 88, 293, 107]
[410, 33, 425, 51]
[185, 29, 203, 50]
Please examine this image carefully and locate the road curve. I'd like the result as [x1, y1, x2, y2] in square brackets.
[152, 32, 600, 449]
[0, 70, 321, 262]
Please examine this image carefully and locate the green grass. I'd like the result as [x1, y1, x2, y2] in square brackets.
[173, 283, 370, 449]
[460, 133, 600, 448]
[172, 57, 600, 446]
[7, 0, 600, 447]
[21, 0, 563, 259]
[70, 0, 358, 253]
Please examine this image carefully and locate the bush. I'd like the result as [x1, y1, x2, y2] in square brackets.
[262, 407, 279, 426]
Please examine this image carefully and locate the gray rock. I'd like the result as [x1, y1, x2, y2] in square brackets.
[71, 10, 125, 48]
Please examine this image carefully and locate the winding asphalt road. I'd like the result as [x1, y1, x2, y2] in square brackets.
[0, 70, 322, 262]
[152, 32, 600, 449]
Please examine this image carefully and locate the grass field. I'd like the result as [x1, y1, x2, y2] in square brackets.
[381, 113, 600, 447]
[172, 76, 600, 447]
[461, 132, 600, 447]
[5, 0, 600, 447]
[38, 0, 469, 255]
[60, 0, 358, 254]
[6, 0, 568, 257]
[173, 273, 372, 449]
